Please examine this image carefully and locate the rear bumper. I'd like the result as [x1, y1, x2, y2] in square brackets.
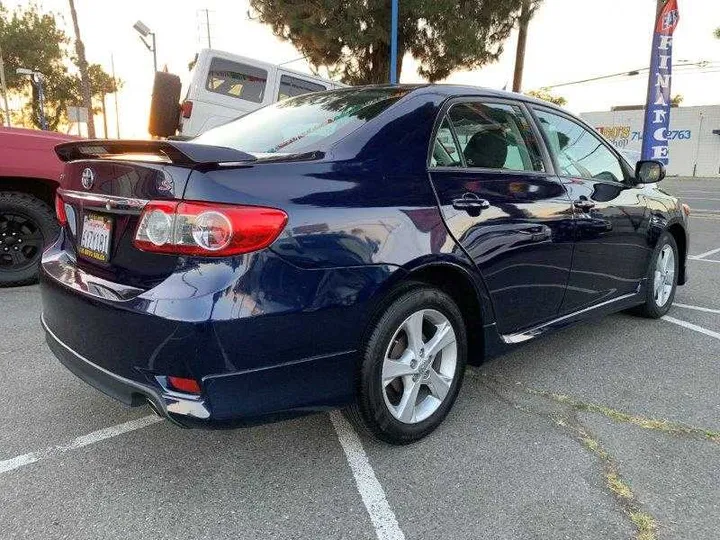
[40, 233, 396, 427]
[42, 313, 209, 427]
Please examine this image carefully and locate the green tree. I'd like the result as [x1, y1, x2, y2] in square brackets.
[714, 27, 720, 39]
[0, 3, 117, 131]
[526, 88, 566, 106]
[249, 0, 527, 84]
[0, 3, 71, 129]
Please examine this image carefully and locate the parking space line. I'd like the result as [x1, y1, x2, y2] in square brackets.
[0, 415, 162, 475]
[329, 411, 405, 540]
[692, 246, 720, 259]
[662, 316, 720, 341]
[688, 257, 720, 263]
[674, 303, 720, 315]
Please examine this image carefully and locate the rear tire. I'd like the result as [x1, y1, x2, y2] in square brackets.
[148, 72, 182, 138]
[632, 231, 678, 318]
[0, 192, 58, 287]
[345, 285, 467, 445]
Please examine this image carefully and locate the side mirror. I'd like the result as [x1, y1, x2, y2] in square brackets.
[635, 160, 666, 184]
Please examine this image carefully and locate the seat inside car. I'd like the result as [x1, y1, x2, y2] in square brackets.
[463, 129, 509, 168]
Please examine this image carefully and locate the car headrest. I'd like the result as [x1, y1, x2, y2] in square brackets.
[463, 130, 508, 169]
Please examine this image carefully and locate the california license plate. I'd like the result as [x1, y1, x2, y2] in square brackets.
[79, 213, 113, 262]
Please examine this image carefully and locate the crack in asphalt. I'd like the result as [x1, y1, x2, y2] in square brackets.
[468, 371, 659, 540]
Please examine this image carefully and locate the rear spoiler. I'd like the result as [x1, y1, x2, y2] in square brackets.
[54, 139, 257, 166]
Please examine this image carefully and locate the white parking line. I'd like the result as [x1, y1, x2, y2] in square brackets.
[662, 316, 720, 341]
[689, 257, 720, 263]
[692, 247, 720, 259]
[329, 411, 405, 540]
[674, 303, 720, 315]
[0, 415, 162, 475]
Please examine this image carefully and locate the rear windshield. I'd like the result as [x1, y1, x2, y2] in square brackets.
[194, 87, 409, 154]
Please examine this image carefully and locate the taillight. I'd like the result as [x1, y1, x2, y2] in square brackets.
[134, 201, 288, 257]
[55, 193, 68, 226]
[181, 100, 193, 119]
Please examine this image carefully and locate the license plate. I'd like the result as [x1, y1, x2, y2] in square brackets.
[79, 213, 113, 262]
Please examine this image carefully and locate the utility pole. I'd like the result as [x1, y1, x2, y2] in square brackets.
[0, 44, 11, 127]
[204, 9, 212, 48]
[111, 53, 120, 138]
[68, 0, 96, 138]
[512, 0, 532, 93]
[101, 93, 108, 137]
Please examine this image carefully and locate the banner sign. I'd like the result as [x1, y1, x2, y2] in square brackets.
[641, 0, 680, 163]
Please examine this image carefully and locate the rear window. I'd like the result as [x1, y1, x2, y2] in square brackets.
[278, 75, 326, 101]
[194, 87, 409, 154]
[205, 58, 267, 103]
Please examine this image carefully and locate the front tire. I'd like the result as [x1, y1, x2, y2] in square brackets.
[0, 192, 58, 287]
[634, 231, 679, 318]
[345, 285, 468, 445]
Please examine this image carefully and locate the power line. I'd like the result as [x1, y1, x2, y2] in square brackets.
[539, 60, 718, 90]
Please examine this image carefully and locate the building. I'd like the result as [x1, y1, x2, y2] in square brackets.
[581, 105, 720, 177]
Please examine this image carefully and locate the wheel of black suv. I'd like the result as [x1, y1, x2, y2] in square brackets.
[0, 192, 58, 287]
[345, 285, 468, 445]
[633, 231, 679, 318]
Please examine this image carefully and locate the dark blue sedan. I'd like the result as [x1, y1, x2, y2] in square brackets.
[41, 85, 688, 444]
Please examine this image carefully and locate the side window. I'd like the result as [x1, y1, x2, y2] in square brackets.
[277, 75, 326, 101]
[206, 58, 268, 103]
[446, 102, 545, 172]
[430, 118, 462, 167]
[533, 109, 625, 182]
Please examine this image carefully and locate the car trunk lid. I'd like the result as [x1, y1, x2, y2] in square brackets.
[54, 140, 257, 290]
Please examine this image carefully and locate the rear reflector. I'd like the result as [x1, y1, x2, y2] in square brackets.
[134, 200, 288, 257]
[167, 376, 201, 394]
[682, 203, 691, 217]
[55, 193, 68, 226]
[181, 100, 193, 119]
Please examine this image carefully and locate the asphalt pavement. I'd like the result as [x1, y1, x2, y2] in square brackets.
[1, 176, 718, 540]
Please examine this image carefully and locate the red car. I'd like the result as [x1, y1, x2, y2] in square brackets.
[0, 127, 80, 286]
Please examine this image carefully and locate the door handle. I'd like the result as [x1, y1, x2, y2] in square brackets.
[574, 199, 595, 211]
[452, 194, 490, 213]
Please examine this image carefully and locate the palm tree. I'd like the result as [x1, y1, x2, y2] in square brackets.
[68, 0, 95, 138]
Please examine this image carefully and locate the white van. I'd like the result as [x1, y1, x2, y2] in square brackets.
[177, 49, 346, 138]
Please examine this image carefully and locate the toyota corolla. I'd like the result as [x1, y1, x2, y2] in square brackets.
[41, 86, 688, 444]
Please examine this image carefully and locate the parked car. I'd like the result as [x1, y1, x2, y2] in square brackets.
[41, 85, 689, 444]
[0, 127, 79, 287]
[148, 49, 345, 139]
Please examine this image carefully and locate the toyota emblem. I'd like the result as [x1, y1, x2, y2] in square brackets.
[81, 168, 95, 190]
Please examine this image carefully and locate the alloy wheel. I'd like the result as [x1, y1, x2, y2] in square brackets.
[653, 244, 675, 307]
[381, 309, 458, 424]
[0, 213, 44, 272]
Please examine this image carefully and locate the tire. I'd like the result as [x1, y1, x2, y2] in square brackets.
[148, 72, 182, 138]
[0, 192, 58, 287]
[345, 284, 468, 445]
[632, 231, 679, 318]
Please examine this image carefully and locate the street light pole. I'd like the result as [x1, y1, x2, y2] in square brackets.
[151, 32, 158, 73]
[133, 21, 158, 74]
[34, 74, 48, 131]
